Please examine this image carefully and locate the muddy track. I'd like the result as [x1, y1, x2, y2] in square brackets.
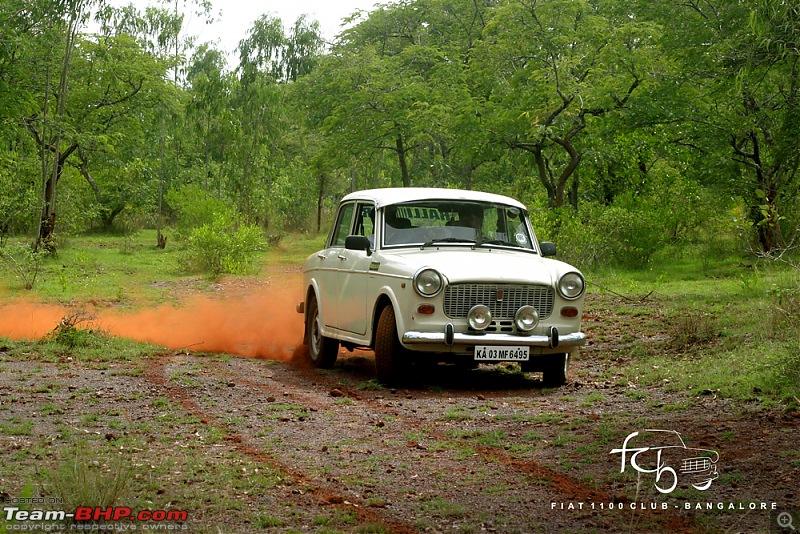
[143, 353, 419, 533]
[139, 350, 718, 532]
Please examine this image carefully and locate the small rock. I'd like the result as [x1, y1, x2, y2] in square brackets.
[330, 389, 345, 397]
[375, 421, 385, 428]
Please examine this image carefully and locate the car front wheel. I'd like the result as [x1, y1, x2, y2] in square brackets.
[374, 305, 408, 384]
[306, 296, 338, 368]
[542, 353, 569, 386]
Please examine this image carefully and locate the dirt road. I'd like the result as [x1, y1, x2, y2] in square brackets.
[1, 335, 797, 532]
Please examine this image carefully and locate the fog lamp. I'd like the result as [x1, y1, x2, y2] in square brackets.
[514, 305, 539, 332]
[467, 304, 492, 331]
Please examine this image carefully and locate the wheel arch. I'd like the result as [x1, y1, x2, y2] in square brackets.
[370, 293, 395, 348]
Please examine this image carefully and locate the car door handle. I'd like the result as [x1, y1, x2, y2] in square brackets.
[337, 254, 348, 261]
[317, 253, 327, 260]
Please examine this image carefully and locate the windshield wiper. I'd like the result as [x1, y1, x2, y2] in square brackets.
[421, 237, 478, 249]
[477, 238, 518, 248]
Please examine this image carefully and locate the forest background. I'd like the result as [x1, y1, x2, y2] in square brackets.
[0, 0, 799, 272]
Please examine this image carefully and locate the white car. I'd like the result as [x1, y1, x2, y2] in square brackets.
[297, 188, 587, 385]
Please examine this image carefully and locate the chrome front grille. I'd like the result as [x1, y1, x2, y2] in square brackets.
[681, 457, 711, 474]
[443, 284, 554, 320]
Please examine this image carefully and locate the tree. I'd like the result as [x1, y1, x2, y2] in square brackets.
[299, 0, 493, 190]
[24, 0, 97, 249]
[472, 0, 659, 208]
[186, 44, 233, 194]
[633, 0, 799, 252]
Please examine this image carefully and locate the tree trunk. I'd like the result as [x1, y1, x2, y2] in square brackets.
[316, 172, 325, 233]
[36, 145, 77, 250]
[396, 134, 411, 187]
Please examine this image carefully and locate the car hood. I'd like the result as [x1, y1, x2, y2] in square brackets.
[377, 247, 577, 286]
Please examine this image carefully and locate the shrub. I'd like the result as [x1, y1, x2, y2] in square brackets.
[181, 214, 264, 278]
[0, 242, 46, 290]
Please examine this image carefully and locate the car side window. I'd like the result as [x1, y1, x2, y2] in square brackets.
[330, 203, 356, 247]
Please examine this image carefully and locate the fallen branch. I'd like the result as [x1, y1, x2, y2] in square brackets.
[587, 280, 654, 302]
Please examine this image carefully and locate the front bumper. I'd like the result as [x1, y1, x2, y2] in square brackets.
[402, 326, 586, 349]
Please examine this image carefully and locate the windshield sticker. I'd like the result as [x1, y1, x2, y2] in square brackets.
[394, 206, 454, 222]
[515, 233, 527, 244]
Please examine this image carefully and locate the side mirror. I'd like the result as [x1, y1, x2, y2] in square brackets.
[345, 235, 372, 255]
[540, 242, 557, 257]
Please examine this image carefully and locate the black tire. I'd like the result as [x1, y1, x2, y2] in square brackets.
[305, 296, 338, 368]
[374, 305, 408, 385]
[542, 353, 569, 386]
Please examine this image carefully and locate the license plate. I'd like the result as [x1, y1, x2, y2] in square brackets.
[475, 345, 530, 362]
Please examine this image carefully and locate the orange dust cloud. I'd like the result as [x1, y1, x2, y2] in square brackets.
[0, 275, 307, 361]
[0, 301, 67, 340]
[99, 280, 305, 360]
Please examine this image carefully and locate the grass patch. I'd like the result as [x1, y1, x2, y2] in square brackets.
[591, 255, 800, 405]
[423, 498, 467, 519]
[44, 445, 132, 511]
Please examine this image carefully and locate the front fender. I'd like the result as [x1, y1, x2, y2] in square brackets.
[369, 283, 407, 348]
[304, 279, 323, 332]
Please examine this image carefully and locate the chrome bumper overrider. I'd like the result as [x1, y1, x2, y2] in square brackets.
[402, 326, 586, 349]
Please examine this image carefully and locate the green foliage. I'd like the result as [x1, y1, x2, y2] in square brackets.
[180, 213, 265, 278]
[166, 183, 236, 236]
[0, 0, 797, 264]
[535, 177, 732, 269]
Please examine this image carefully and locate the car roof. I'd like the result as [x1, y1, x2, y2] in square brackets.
[340, 187, 528, 210]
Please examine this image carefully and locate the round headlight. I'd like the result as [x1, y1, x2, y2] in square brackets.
[468, 304, 492, 331]
[558, 272, 585, 300]
[514, 305, 539, 332]
[414, 268, 443, 297]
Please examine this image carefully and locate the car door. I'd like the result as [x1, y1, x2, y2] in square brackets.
[333, 203, 375, 335]
[317, 202, 356, 330]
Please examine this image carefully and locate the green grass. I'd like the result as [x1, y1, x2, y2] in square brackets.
[589, 254, 800, 406]
[1, 229, 326, 306]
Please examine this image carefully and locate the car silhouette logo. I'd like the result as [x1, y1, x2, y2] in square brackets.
[610, 429, 719, 493]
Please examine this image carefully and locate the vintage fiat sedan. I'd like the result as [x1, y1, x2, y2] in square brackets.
[297, 188, 587, 385]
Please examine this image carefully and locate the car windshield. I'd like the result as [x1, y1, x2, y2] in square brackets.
[382, 200, 534, 250]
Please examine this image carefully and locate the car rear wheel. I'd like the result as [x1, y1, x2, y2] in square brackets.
[374, 305, 408, 385]
[542, 353, 569, 386]
[306, 296, 338, 369]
